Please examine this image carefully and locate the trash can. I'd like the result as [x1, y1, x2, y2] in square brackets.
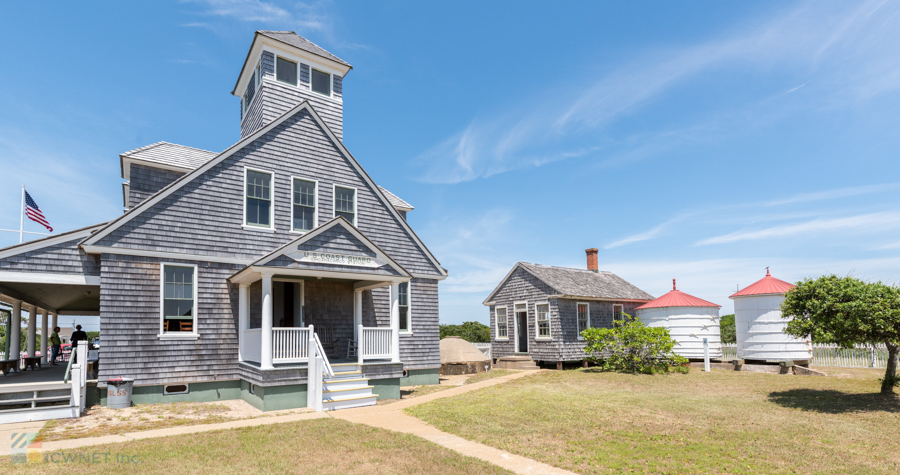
[105, 377, 135, 409]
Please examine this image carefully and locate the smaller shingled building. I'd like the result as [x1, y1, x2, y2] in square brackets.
[483, 249, 654, 368]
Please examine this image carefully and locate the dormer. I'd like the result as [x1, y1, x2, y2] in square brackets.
[232, 31, 352, 141]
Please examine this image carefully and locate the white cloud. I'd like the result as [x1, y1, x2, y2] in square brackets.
[413, 0, 900, 184]
[763, 183, 900, 206]
[185, 0, 328, 31]
[697, 211, 900, 246]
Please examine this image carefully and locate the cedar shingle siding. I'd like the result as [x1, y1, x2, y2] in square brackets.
[489, 264, 651, 363]
[0, 237, 100, 276]
[128, 164, 185, 209]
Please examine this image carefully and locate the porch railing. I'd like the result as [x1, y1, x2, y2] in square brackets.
[359, 325, 392, 362]
[273, 327, 311, 364]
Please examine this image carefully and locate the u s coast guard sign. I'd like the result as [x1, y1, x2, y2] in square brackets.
[286, 250, 383, 268]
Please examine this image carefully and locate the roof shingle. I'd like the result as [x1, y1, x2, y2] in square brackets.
[121, 142, 218, 171]
[378, 186, 414, 211]
[257, 31, 351, 68]
[518, 262, 654, 301]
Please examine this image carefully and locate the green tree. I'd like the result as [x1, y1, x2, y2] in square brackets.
[440, 321, 490, 343]
[719, 314, 736, 344]
[780, 275, 900, 395]
[581, 314, 687, 374]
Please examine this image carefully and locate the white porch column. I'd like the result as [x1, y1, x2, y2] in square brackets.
[9, 300, 21, 363]
[51, 312, 58, 330]
[26, 305, 37, 358]
[40, 308, 49, 364]
[260, 273, 274, 370]
[353, 289, 362, 343]
[238, 284, 249, 363]
[390, 283, 400, 363]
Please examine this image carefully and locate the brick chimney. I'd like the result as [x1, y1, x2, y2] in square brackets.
[585, 248, 599, 273]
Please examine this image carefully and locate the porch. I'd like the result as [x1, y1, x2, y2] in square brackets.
[231, 264, 407, 370]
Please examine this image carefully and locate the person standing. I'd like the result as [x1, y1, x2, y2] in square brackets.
[70, 324, 87, 354]
[50, 327, 61, 365]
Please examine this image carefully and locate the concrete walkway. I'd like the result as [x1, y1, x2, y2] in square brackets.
[2, 369, 573, 475]
[330, 369, 575, 475]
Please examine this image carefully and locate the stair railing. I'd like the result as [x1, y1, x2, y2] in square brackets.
[313, 332, 334, 379]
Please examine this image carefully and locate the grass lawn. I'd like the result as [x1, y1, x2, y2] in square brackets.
[6, 418, 512, 474]
[407, 367, 900, 474]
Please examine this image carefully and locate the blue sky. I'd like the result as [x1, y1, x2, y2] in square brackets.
[2, 1, 900, 331]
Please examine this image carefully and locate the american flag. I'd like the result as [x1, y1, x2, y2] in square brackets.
[24, 190, 52, 232]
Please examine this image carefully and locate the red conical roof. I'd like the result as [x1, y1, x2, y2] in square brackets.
[729, 268, 795, 298]
[635, 279, 721, 310]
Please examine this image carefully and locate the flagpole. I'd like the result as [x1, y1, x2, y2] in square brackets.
[19, 185, 25, 244]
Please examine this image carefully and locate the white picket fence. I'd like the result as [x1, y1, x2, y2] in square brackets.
[720, 343, 894, 369]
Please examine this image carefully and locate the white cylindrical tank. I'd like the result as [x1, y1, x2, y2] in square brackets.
[635, 279, 722, 359]
[730, 269, 811, 362]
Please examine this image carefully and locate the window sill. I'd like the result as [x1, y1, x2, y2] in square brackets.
[535, 337, 552, 341]
[400, 332, 414, 338]
[289, 230, 311, 235]
[158, 333, 200, 341]
[495, 337, 509, 341]
[242, 225, 276, 233]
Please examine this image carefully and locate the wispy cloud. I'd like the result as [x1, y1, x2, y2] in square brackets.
[413, 1, 900, 184]
[764, 183, 900, 206]
[184, 0, 329, 31]
[697, 211, 900, 246]
[605, 216, 690, 249]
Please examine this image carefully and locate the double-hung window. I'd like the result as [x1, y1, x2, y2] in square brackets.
[613, 304, 624, 322]
[276, 57, 297, 86]
[311, 68, 331, 96]
[245, 169, 273, 229]
[495, 307, 508, 339]
[292, 178, 317, 232]
[334, 186, 356, 225]
[577, 303, 590, 338]
[536, 303, 551, 339]
[398, 282, 410, 333]
[161, 264, 197, 336]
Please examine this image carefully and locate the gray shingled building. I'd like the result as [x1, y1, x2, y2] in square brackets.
[484, 249, 653, 368]
[0, 31, 446, 412]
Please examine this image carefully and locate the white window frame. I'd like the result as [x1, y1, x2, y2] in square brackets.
[513, 301, 527, 350]
[613, 304, 624, 322]
[159, 262, 199, 340]
[495, 306, 508, 340]
[535, 302, 551, 340]
[332, 184, 357, 226]
[310, 68, 332, 97]
[275, 55, 298, 87]
[290, 176, 318, 234]
[577, 302, 590, 340]
[243, 167, 276, 233]
[397, 281, 412, 335]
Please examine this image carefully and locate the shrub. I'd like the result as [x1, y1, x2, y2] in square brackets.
[440, 321, 490, 343]
[581, 314, 688, 374]
[719, 314, 735, 344]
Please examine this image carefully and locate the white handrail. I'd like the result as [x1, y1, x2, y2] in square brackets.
[313, 332, 334, 379]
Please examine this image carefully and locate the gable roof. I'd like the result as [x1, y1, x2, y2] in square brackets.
[257, 31, 351, 67]
[82, 100, 447, 277]
[635, 280, 720, 310]
[378, 186, 414, 212]
[483, 262, 654, 305]
[242, 216, 410, 277]
[120, 142, 218, 180]
[730, 269, 795, 298]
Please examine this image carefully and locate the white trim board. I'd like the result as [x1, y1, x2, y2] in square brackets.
[81, 245, 254, 265]
[81, 100, 447, 278]
[0, 271, 100, 286]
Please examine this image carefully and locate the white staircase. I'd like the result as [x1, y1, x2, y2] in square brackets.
[322, 363, 377, 411]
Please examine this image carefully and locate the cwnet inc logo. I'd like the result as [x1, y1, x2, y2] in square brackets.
[10, 432, 40, 464]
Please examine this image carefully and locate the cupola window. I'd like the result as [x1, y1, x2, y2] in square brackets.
[276, 57, 298, 86]
[311, 69, 331, 96]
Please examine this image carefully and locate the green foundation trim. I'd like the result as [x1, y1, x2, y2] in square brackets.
[399, 368, 439, 386]
[371, 378, 400, 400]
[100, 380, 242, 407]
[241, 381, 308, 412]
